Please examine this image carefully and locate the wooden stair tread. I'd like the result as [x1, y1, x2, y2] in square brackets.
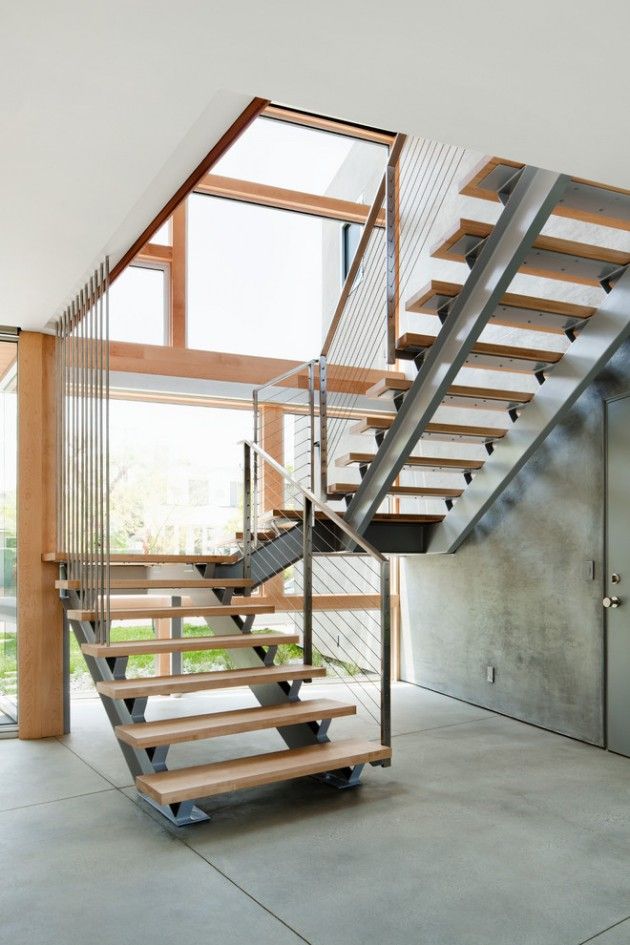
[270, 508, 444, 524]
[97, 664, 326, 699]
[350, 416, 507, 442]
[329, 482, 463, 498]
[56, 578, 254, 591]
[82, 632, 298, 658]
[396, 332, 563, 372]
[116, 699, 357, 748]
[135, 738, 392, 804]
[460, 156, 630, 232]
[366, 376, 533, 409]
[43, 552, 240, 565]
[236, 593, 383, 610]
[336, 452, 484, 473]
[406, 280, 596, 334]
[431, 218, 629, 287]
[68, 603, 275, 621]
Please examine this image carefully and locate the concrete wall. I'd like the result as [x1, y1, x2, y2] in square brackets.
[400, 342, 630, 746]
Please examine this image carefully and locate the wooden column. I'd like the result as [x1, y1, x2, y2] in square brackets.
[17, 332, 64, 738]
[260, 405, 285, 599]
[170, 202, 187, 348]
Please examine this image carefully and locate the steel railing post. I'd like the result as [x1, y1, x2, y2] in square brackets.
[318, 356, 328, 499]
[380, 557, 391, 751]
[243, 442, 252, 581]
[308, 360, 315, 493]
[302, 495, 313, 668]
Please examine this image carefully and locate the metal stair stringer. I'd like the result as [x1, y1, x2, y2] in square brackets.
[340, 166, 569, 543]
[426, 264, 630, 554]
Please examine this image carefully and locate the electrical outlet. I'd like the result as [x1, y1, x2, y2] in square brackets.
[486, 665, 495, 684]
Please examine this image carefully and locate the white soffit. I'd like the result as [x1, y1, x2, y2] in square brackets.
[2, 0, 630, 331]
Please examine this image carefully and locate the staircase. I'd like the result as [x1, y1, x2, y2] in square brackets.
[51, 433, 393, 825]
[333, 158, 630, 552]
[51, 142, 630, 829]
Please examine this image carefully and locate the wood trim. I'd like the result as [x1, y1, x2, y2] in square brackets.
[194, 174, 386, 227]
[263, 104, 395, 146]
[170, 203, 187, 347]
[135, 244, 172, 266]
[110, 97, 268, 283]
[108, 340, 404, 395]
[17, 333, 64, 739]
[244, 593, 399, 612]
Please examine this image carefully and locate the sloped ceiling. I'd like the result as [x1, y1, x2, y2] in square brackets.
[3, 0, 630, 330]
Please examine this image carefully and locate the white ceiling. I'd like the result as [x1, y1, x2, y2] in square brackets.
[3, 0, 630, 331]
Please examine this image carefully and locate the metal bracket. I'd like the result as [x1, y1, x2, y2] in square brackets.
[107, 656, 129, 680]
[485, 442, 495, 456]
[315, 764, 364, 789]
[147, 744, 169, 772]
[375, 431, 385, 448]
[393, 394, 405, 412]
[600, 265, 628, 294]
[263, 645, 278, 667]
[316, 717, 332, 743]
[124, 697, 148, 723]
[497, 168, 525, 205]
[287, 679, 303, 702]
[508, 407, 520, 424]
[137, 793, 210, 827]
[464, 238, 487, 269]
[535, 370, 546, 386]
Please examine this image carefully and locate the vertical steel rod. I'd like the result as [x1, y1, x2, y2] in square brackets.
[243, 442, 252, 581]
[308, 360, 315, 493]
[318, 356, 328, 499]
[302, 495, 313, 667]
[380, 558, 391, 749]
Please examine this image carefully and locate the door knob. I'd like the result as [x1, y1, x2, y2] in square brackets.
[603, 596, 621, 609]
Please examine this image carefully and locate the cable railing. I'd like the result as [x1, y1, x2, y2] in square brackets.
[242, 440, 391, 748]
[55, 262, 111, 643]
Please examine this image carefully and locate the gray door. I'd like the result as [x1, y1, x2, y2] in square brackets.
[606, 394, 630, 755]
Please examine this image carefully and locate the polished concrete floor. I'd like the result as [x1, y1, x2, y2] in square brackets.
[2, 682, 630, 945]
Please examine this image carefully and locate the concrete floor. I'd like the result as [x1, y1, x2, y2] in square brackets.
[2, 683, 630, 945]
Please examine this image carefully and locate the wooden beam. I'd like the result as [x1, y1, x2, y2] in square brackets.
[110, 97, 268, 283]
[170, 203, 187, 347]
[135, 243, 172, 266]
[17, 333, 64, 739]
[108, 340, 405, 395]
[194, 174, 386, 227]
[263, 104, 395, 146]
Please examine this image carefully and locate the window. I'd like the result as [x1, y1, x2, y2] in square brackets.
[187, 196, 324, 360]
[214, 116, 387, 204]
[109, 265, 167, 345]
[109, 400, 251, 554]
[341, 222, 363, 283]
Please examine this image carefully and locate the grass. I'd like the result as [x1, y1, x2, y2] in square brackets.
[2, 626, 363, 694]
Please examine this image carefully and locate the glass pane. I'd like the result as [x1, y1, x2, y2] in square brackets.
[109, 265, 166, 345]
[0, 342, 18, 726]
[214, 117, 387, 205]
[187, 195, 326, 360]
[151, 219, 171, 245]
[109, 401, 252, 555]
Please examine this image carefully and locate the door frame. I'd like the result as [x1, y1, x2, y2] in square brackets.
[603, 389, 630, 751]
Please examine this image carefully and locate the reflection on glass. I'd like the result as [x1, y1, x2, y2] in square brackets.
[0, 342, 17, 725]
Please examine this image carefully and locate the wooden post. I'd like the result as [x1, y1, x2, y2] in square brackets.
[260, 405, 285, 600]
[17, 332, 65, 738]
[170, 202, 187, 348]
